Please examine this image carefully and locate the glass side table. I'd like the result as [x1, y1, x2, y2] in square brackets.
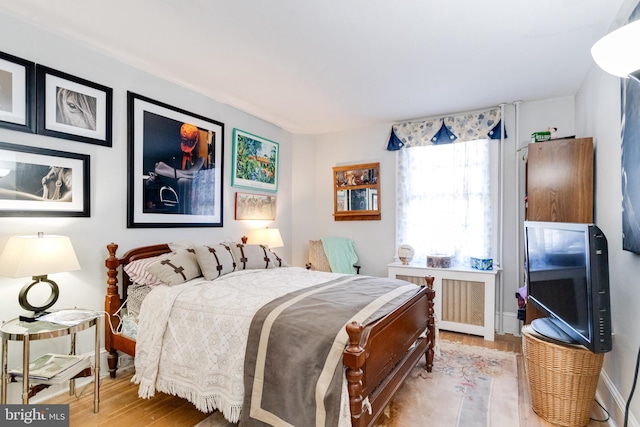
[0, 309, 100, 413]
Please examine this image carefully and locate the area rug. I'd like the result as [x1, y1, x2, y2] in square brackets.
[195, 340, 519, 427]
[374, 340, 519, 427]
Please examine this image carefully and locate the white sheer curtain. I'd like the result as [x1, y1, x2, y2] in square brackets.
[397, 139, 493, 267]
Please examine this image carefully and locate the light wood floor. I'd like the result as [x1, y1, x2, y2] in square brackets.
[46, 331, 613, 427]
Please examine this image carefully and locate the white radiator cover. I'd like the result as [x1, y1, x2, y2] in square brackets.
[388, 263, 500, 341]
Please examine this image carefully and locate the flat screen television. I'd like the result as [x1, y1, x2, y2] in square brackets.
[524, 221, 612, 353]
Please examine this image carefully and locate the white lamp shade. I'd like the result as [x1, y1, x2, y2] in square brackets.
[249, 228, 284, 248]
[592, 19, 640, 78]
[0, 234, 80, 278]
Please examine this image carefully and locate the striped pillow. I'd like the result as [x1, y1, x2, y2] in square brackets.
[123, 254, 167, 286]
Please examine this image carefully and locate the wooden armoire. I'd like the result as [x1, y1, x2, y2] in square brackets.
[524, 137, 594, 323]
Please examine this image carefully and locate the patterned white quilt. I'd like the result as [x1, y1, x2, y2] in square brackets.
[131, 267, 348, 423]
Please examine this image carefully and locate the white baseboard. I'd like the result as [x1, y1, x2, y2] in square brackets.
[596, 367, 637, 427]
[495, 311, 523, 337]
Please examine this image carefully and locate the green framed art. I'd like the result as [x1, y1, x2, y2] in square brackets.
[231, 128, 279, 193]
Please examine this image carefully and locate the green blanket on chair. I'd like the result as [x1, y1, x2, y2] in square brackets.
[320, 237, 358, 274]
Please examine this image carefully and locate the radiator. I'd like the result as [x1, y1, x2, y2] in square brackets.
[390, 264, 499, 341]
[397, 276, 485, 326]
[441, 279, 485, 326]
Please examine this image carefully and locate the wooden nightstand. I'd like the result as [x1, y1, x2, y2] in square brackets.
[0, 309, 100, 412]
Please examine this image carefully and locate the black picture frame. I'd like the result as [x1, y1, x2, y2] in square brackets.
[36, 65, 112, 147]
[622, 73, 640, 252]
[621, 5, 640, 253]
[127, 92, 224, 228]
[0, 51, 35, 133]
[0, 141, 90, 217]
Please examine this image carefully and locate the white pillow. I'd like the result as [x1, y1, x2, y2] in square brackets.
[145, 248, 202, 286]
[168, 242, 195, 251]
[194, 244, 237, 280]
[230, 243, 275, 270]
[267, 250, 288, 268]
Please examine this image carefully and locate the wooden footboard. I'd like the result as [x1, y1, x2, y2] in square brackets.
[104, 242, 171, 378]
[344, 275, 435, 427]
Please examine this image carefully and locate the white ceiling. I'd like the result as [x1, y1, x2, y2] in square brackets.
[0, 0, 627, 134]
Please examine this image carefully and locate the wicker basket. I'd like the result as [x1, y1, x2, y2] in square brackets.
[522, 326, 604, 427]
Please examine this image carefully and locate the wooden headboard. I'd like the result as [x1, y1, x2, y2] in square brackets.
[105, 242, 171, 301]
[104, 242, 172, 373]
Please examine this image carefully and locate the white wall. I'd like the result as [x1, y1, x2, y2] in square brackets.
[0, 10, 293, 402]
[291, 98, 577, 337]
[290, 134, 318, 267]
[573, 0, 640, 424]
[576, 41, 640, 427]
[293, 123, 395, 277]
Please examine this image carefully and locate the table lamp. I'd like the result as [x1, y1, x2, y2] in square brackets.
[247, 227, 284, 250]
[0, 232, 80, 322]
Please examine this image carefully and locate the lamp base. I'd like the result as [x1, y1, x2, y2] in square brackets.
[18, 275, 59, 321]
[19, 311, 49, 323]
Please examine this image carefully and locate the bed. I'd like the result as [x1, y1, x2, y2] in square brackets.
[104, 242, 435, 427]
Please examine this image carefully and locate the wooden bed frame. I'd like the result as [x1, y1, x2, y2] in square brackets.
[104, 242, 435, 427]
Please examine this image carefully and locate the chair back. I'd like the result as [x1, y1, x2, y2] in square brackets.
[307, 240, 332, 272]
[307, 238, 361, 274]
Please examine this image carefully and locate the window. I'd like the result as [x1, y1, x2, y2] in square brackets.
[397, 139, 493, 267]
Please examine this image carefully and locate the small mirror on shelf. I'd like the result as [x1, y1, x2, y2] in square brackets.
[333, 162, 380, 221]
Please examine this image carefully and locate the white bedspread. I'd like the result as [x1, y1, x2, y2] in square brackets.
[131, 267, 347, 423]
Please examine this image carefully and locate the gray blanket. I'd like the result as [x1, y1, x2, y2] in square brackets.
[241, 275, 420, 427]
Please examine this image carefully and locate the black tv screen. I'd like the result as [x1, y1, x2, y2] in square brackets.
[524, 221, 612, 354]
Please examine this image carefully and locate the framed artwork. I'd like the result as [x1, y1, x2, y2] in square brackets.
[231, 128, 279, 192]
[622, 63, 640, 252]
[36, 65, 113, 147]
[235, 191, 276, 220]
[621, 5, 640, 253]
[0, 141, 89, 217]
[333, 162, 380, 221]
[127, 91, 224, 228]
[0, 51, 35, 133]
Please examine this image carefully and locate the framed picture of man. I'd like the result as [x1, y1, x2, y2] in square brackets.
[127, 91, 225, 228]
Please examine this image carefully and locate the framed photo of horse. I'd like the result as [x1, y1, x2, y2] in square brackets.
[235, 191, 276, 220]
[0, 51, 35, 133]
[231, 128, 279, 193]
[35, 65, 113, 147]
[127, 92, 225, 228]
[0, 142, 90, 217]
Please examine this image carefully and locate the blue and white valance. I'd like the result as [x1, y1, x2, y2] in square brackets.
[387, 107, 506, 151]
